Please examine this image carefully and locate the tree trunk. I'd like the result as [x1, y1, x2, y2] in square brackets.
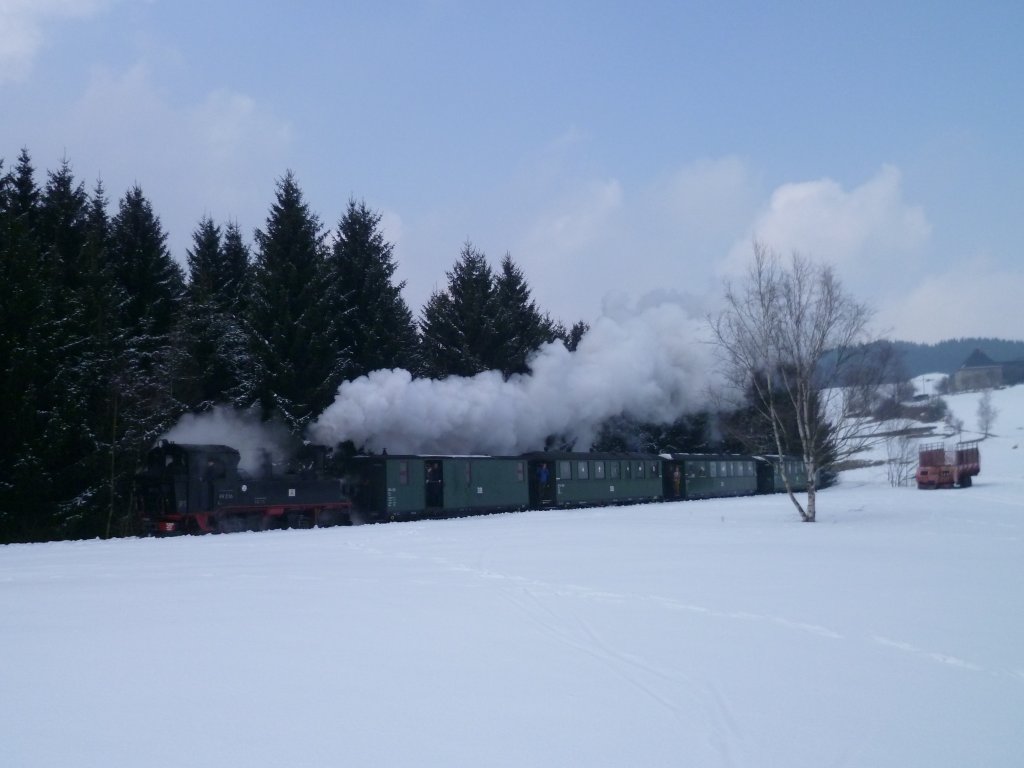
[804, 464, 817, 522]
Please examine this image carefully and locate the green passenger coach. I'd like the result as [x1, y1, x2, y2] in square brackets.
[661, 454, 759, 500]
[755, 455, 810, 494]
[349, 455, 530, 522]
[525, 452, 664, 508]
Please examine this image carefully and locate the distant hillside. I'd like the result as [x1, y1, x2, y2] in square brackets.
[892, 338, 1024, 377]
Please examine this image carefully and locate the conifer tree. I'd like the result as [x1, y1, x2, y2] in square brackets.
[60, 179, 128, 538]
[561, 320, 589, 352]
[103, 184, 184, 533]
[419, 243, 500, 378]
[249, 171, 342, 430]
[493, 253, 560, 376]
[39, 158, 89, 288]
[8, 149, 41, 229]
[109, 185, 184, 339]
[179, 216, 254, 409]
[420, 246, 568, 379]
[220, 221, 251, 312]
[187, 217, 251, 311]
[326, 199, 418, 378]
[0, 152, 58, 541]
[186, 216, 222, 302]
[36, 160, 108, 539]
[0, 151, 111, 541]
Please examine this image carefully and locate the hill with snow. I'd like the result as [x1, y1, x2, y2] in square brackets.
[2, 386, 1023, 767]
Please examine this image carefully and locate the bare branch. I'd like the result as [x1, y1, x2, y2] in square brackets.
[710, 241, 881, 521]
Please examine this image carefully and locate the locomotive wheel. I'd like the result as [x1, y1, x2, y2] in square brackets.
[217, 515, 245, 533]
[285, 511, 314, 529]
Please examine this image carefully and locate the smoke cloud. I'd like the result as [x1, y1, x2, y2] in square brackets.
[308, 297, 715, 455]
[162, 405, 294, 475]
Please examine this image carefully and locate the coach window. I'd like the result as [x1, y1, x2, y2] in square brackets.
[516, 461, 525, 482]
[609, 461, 621, 479]
[636, 461, 645, 479]
[709, 462, 717, 478]
[650, 462, 660, 478]
[595, 461, 605, 480]
[558, 460, 572, 479]
[578, 461, 589, 479]
[399, 461, 409, 485]
[624, 462, 632, 479]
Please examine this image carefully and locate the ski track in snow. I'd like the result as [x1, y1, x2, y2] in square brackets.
[870, 636, 985, 672]
[497, 574, 745, 767]
[340, 538, 1021, 686]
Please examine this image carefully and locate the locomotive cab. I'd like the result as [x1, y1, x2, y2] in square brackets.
[136, 441, 241, 534]
[136, 440, 353, 535]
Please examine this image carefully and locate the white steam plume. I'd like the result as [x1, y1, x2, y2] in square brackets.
[308, 297, 715, 455]
[161, 405, 294, 475]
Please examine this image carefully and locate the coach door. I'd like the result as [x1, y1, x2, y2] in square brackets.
[530, 460, 555, 507]
[424, 459, 444, 510]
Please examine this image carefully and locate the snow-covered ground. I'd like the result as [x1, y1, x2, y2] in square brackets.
[2, 385, 1023, 767]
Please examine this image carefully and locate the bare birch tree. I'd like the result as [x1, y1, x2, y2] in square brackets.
[885, 421, 919, 487]
[711, 241, 883, 522]
[977, 389, 998, 437]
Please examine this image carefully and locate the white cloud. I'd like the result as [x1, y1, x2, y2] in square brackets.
[724, 165, 931, 284]
[524, 178, 624, 256]
[877, 259, 1024, 343]
[63, 62, 292, 259]
[713, 165, 1024, 342]
[378, 209, 404, 250]
[654, 155, 758, 242]
[0, 0, 116, 84]
[479, 154, 760, 326]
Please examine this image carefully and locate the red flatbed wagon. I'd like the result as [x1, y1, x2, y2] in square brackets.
[916, 440, 980, 489]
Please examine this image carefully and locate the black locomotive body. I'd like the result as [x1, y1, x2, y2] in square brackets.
[136, 441, 352, 534]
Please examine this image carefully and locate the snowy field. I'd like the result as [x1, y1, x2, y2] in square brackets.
[2, 385, 1023, 767]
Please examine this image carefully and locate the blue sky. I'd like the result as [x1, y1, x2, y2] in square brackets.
[2, 0, 1022, 343]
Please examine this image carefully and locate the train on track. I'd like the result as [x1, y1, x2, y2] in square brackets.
[135, 440, 810, 535]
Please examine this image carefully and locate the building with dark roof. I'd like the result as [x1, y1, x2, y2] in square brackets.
[953, 349, 1024, 391]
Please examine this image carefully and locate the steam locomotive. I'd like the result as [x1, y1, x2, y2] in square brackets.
[135, 440, 809, 535]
